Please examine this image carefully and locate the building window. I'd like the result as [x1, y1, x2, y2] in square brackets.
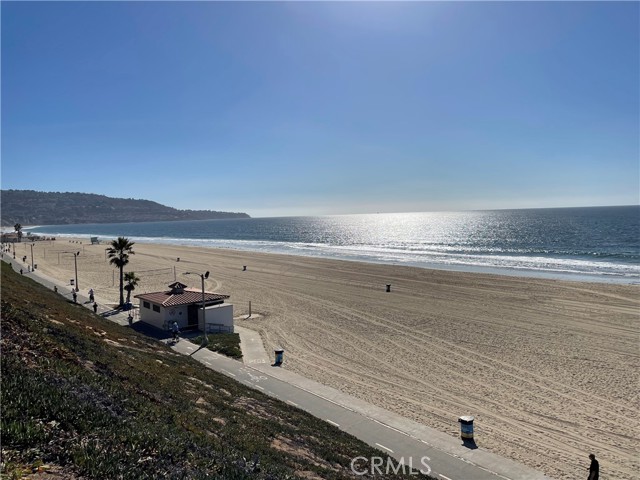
[143, 301, 150, 309]
[153, 305, 160, 313]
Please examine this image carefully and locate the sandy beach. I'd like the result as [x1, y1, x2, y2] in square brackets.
[9, 238, 639, 479]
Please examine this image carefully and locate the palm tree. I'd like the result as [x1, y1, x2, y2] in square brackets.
[14, 223, 22, 242]
[107, 237, 135, 307]
[124, 271, 141, 305]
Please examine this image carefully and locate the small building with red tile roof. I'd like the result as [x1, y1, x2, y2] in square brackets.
[134, 281, 233, 333]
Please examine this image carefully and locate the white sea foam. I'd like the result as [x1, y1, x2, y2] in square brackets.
[25, 207, 640, 284]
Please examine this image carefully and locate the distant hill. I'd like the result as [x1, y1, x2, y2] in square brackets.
[0, 190, 250, 226]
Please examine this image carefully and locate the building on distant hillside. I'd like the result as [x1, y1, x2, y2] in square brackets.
[134, 282, 233, 333]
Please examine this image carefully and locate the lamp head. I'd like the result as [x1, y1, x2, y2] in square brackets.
[204, 271, 210, 279]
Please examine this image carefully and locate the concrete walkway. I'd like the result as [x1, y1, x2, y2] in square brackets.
[3, 254, 550, 480]
[235, 325, 271, 365]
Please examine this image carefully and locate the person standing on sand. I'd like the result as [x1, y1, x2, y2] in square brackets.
[587, 453, 599, 480]
[88, 288, 94, 302]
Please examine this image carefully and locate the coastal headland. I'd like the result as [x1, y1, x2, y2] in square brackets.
[9, 237, 639, 480]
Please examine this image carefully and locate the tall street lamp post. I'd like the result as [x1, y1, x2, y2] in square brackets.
[30, 243, 35, 270]
[73, 251, 80, 291]
[185, 270, 210, 347]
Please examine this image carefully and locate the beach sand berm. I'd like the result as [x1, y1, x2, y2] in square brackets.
[14, 238, 639, 480]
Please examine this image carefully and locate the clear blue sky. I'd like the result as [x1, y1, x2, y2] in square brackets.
[2, 1, 638, 217]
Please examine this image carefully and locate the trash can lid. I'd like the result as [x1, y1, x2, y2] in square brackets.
[274, 348, 284, 353]
[458, 415, 474, 423]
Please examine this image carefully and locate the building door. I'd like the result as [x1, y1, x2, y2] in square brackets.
[187, 305, 199, 328]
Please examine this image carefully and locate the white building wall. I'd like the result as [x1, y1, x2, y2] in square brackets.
[198, 303, 234, 333]
[138, 300, 232, 333]
[138, 302, 190, 330]
[138, 301, 164, 329]
[163, 305, 190, 330]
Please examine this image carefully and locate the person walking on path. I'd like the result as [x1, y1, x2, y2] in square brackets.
[93, 302, 98, 314]
[89, 288, 95, 303]
[72, 291, 77, 303]
[171, 321, 180, 342]
[587, 454, 599, 480]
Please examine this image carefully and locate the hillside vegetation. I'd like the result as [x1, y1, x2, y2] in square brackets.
[1, 190, 250, 226]
[0, 263, 426, 479]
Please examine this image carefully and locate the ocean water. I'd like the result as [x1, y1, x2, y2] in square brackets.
[26, 206, 640, 284]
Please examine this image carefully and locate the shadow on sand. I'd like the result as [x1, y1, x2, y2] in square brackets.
[462, 438, 478, 450]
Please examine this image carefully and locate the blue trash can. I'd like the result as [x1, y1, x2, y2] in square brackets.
[458, 416, 474, 440]
[274, 349, 284, 365]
